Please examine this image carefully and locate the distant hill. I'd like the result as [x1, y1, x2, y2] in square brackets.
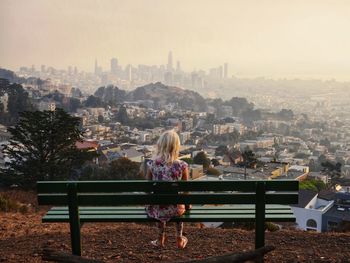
[128, 82, 208, 111]
[0, 68, 26, 84]
[95, 82, 207, 111]
[94, 85, 126, 105]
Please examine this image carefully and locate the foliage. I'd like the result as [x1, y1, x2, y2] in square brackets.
[215, 145, 228, 156]
[116, 105, 129, 124]
[68, 98, 81, 112]
[181, 158, 193, 165]
[277, 109, 294, 120]
[241, 109, 262, 123]
[108, 158, 142, 180]
[79, 164, 109, 180]
[71, 87, 83, 98]
[98, 115, 104, 124]
[0, 193, 28, 213]
[265, 222, 280, 232]
[294, 152, 310, 159]
[127, 117, 161, 129]
[84, 95, 105, 108]
[0, 79, 34, 124]
[300, 179, 326, 192]
[94, 85, 126, 105]
[211, 158, 220, 166]
[242, 149, 257, 167]
[321, 161, 342, 187]
[224, 97, 254, 116]
[320, 138, 331, 148]
[206, 167, 221, 176]
[193, 152, 211, 168]
[2, 109, 96, 188]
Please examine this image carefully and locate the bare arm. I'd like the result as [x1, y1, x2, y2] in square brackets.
[182, 167, 189, 181]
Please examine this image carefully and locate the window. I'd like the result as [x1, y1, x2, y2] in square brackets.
[327, 221, 338, 231]
[306, 219, 317, 228]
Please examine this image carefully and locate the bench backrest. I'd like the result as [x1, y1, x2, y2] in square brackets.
[37, 180, 299, 206]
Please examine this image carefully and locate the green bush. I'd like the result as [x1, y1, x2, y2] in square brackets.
[0, 193, 27, 213]
[300, 179, 326, 192]
[206, 167, 221, 176]
[265, 222, 280, 232]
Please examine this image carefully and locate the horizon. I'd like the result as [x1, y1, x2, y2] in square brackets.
[2, 0, 350, 81]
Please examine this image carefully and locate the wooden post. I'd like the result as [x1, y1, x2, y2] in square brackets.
[67, 183, 82, 256]
[255, 181, 266, 250]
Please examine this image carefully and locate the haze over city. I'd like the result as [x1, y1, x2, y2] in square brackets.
[2, 0, 350, 80]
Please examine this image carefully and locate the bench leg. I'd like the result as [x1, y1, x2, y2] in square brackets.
[255, 181, 266, 249]
[69, 219, 81, 256]
[67, 183, 82, 256]
[255, 181, 266, 263]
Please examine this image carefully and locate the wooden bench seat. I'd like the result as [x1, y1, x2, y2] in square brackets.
[43, 205, 295, 223]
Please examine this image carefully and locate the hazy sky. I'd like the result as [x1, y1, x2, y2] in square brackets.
[1, 0, 350, 80]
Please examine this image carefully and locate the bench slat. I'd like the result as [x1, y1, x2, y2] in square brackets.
[49, 204, 292, 211]
[46, 209, 293, 215]
[37, 180, 299, 193]
[42, 213, 296, 223]
[38, 192, 298, 206]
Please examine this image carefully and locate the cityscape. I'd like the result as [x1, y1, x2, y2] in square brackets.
[1, 0, 350, 262]
[15, 51, 230, 94]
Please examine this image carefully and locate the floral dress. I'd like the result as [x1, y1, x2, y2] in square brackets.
[145, 158, 188, 222]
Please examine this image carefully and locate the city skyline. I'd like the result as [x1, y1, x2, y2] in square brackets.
[2, 0, 350, 81]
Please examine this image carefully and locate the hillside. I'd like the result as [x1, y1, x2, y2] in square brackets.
[1, 191, 350, 262]
[95, 82, 208, 112]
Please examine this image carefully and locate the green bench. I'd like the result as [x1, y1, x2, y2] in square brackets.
[37, 180, 298, 257]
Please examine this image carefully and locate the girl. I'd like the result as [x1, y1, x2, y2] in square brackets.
[145, 130, 190, 249]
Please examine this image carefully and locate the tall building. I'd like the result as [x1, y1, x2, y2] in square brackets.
[111, 58, 118, 74]
[94, 59, 98, 75]
[167, 51, 173, 72]
[224, 63, 228, 79]
[219, 66, 223, 79]
[176, 60, 181, 72]
[126, 64, 132, 81]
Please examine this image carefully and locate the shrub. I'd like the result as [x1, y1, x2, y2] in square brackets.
[0, 193, 29, 213]
[300, 179, 326, 192]
[0, 194, 20, 212]
[206, 167, 221, 176]
[265, 222, 280, 232]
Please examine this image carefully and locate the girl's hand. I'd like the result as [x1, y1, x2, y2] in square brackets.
[185, 204, 192, 211]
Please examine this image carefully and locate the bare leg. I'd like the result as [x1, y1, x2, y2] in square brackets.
[158, 221, 166, 236]
[155, 221, 166, 246]
[176, 222, 183, 237]
[176, 222, 188, 249]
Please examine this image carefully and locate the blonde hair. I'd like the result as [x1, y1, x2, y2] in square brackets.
[156, 130, 180, 164]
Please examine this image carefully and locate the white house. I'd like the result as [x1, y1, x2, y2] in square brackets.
[291, 190, 334, 232]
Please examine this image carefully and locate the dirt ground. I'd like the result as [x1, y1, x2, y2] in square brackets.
[1, 211, 350, 263]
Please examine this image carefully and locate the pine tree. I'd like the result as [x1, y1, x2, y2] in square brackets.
[1, 108, 96, 187]
[193, 151, 210, 168]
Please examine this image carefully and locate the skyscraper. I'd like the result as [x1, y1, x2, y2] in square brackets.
[94, 59, 98, 75]
[176, 60, 181, 72]
[219, 66, 223, 79]
[167, 51, 173, 72]
[224, 63, 228, 79]
[111, 58, 118, 74]
[126, 64, 132, 81]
